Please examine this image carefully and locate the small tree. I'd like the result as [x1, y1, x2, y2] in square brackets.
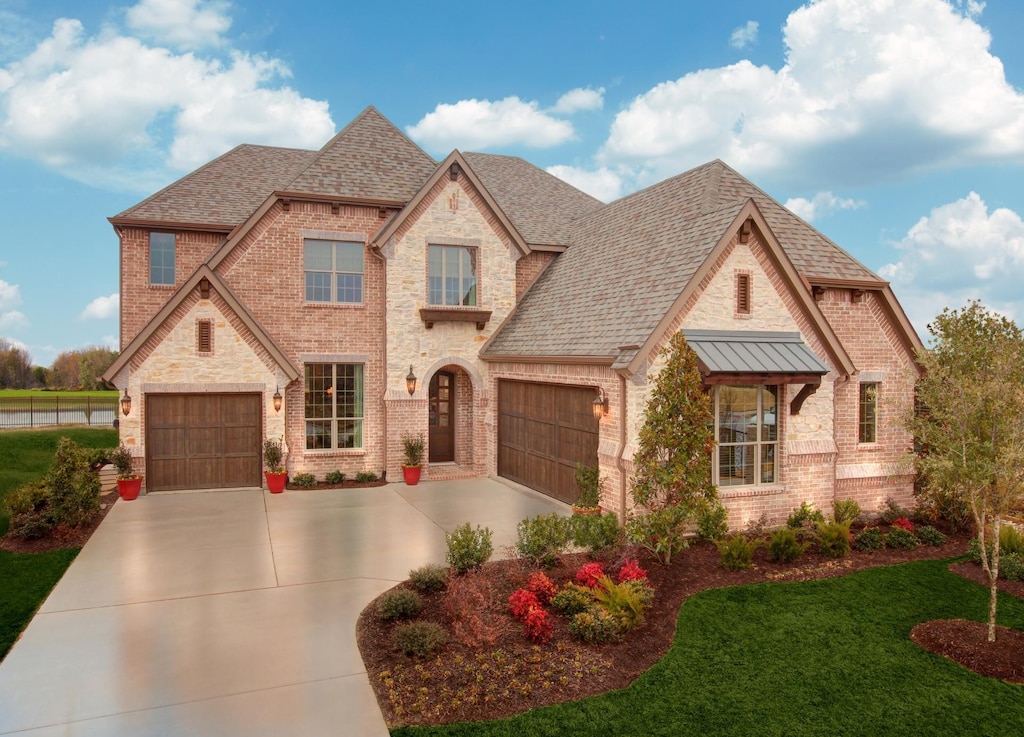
[910, 301, 1024, 642]
[627, 331, 718, 563]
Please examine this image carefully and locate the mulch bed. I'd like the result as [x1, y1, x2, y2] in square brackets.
[285, 479, 388, 491]
[0, 490, 119, 554]
[357, 528, 1024, 729]
[911, 619, 1024, 684]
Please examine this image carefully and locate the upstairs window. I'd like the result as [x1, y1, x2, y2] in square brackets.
[150, 232, 175, 285]
[859, 383, 878, 443]
[304, 240, 363, 303]
[428, 245, 477, 306]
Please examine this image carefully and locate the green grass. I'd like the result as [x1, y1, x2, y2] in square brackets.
[393, 560, 1024, 737]
[0, 428, 117, 661]
[0, 390, 118, 399]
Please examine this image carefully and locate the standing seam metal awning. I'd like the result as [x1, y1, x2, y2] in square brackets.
[682, 330, 830, 377]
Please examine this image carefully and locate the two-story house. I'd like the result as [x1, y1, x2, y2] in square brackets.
[102, 106, 922, 526]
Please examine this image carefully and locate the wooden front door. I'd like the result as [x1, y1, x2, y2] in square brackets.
[428, 371, 455, 463]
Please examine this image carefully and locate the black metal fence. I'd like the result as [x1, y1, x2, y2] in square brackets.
[0, 396, 119, 429]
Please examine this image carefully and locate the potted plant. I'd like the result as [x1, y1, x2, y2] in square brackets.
[401, 432, 425, 485]
[263, 437, 287, 493]
[572, 462, 603, 514]
[110, 443, 142, 501]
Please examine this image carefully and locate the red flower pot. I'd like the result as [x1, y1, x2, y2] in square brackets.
[572, 505, 602, 515]
[265, 472, 287, 493]
[402, 465, 422, 485]
[117, 477, 142, 501]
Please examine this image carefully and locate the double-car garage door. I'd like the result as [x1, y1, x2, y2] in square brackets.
[146, 393, 262, 492]
[497, 381, 599, 505]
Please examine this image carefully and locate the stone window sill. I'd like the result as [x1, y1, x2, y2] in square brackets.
[720, 484, 786, 499]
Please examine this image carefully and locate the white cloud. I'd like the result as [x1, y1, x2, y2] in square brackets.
[80, 293, 120, 320]
[546, 165, 624, 203]
[0, 8, 334, 190]
[126, 0, 231, 50]
[0, 310, 27, 330]
[551, 87, 605, 114]
[407, 96, 575, 153]
[784, 191, 864, 222]
[880, 192, 1024, 335]
[957, 0, 985, 19]
[600, 0, 1024, 189]
[730, 20, 759, 49]
[0, 279, 20, 309]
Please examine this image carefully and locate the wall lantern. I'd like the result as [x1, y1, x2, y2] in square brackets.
[120, 388, 132, 416]
[592, 388, 608, 420]
[406, 365, 417, 396]
[273, 386, 283, 413]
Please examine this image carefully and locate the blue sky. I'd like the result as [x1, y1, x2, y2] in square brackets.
[1, 0, 1023, 366]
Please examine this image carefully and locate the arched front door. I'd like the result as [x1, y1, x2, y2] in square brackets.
[428, 370, 455, 463]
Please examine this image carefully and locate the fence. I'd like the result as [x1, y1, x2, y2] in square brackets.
[0, 396, 119, 429]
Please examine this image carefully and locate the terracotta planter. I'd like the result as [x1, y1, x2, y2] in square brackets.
[117, 477, 142, 501]
[402, 465, 422, 486]
[572, 505, 602, 515]
[265, 471, 287, 493]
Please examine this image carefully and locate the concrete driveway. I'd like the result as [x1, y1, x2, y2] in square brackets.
[0, 478, 567, 736]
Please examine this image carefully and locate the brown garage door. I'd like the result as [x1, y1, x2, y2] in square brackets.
[146, 393, 262, 491]
[498, 381, 599, 504]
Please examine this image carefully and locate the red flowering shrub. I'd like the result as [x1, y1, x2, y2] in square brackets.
[617, 558, 648, 583]
[523, 606, 553, 643]
[575, 562, 605, 588]
[526, 571, 558, 604]
[444, 568, 515, 647]
[508, 588, 541, 621]
[893, 517, 915, 533]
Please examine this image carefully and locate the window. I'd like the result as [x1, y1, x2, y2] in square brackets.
[428, 245, 477, 306]
[736, 273, 751, 314]
[305, 364, 363, 449]
[859, 383, 878, 443]
[150, 232, 175, 285]
[304, 240, 363, 303]
[715, 384, 778, 486]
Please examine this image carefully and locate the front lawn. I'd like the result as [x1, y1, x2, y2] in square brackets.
[0, 428, 117, 660]
[392, 559, 1024, 737]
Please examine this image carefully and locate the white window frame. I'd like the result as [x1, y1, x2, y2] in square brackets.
[714, 384, 779, 487]
[428, 244, 477, 306]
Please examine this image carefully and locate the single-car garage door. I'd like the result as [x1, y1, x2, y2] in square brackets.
[146, 393, 262, 492]
[498, 381, 599, 504]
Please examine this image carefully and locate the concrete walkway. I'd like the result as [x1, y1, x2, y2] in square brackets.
[0, 478, 567, 736]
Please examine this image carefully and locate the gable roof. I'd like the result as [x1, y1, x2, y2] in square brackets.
[111, 145, 316, 230]
[482, 160, 870, 366]
[283, 106, 436, 203]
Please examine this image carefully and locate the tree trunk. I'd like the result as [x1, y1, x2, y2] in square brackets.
[988, 516, 1001, 643]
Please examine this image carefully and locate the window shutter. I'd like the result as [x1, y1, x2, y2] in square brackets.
[736, 274, 751, 314]
[197, 320, 212, 353]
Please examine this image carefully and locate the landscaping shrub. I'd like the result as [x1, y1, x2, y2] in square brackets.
[831, 499, 861, 524]
[916, 525, 947, 546]
[508, 588, 541, 621]
[744, 513, 771, 538]
[696, 501, 729, 541]
[716, 534, 761, 571]
[515, 513, 571, 567]
[1001, 525, 1024, 556]
[575, 562, 605, 588]
[325, 470, 345, 484]
[892, 516, 915, 533]
[392, 621, 447, 657]
[913, 486, 971, 531]
[408, 563, 447, 593]
[8, 511, 56, 540]
[884, 526, 919, 550]
[786, 501, 825, 529]
[968, 528, 1024, 579]
[550, 583, 593, 617]
[291, 472, 316, 488]
[522, 606, 553, 644]
[44, 437, 100, 528]
[592, 575, 648, 632]
[1001, 553, 1024, 582]
[854, 527, 885, 551]
[379, 589, 423, 621]
[570, 512, 621, 553]
[442, 568, 512, 647]
[816, 520, 852, 558]
[617, 558, 648, 583]
[767, 526, 808, 563]
[3, 480, 48, 518]
[445, 522, 493, 574]
[625, 505, 691, 565]
[568, 608, 618, 644]
[879, 498, 912, 525]
[356, 471, 378, 482]
[526, 571, 557, 605]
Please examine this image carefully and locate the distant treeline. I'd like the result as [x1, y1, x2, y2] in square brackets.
[0, 339, 118, 390]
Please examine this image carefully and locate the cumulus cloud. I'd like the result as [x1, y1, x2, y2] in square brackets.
[730, 20, 759, 49]
[600, 0, 1023, 189]
[0, 5, 334, 190]
[126, 0, 231, 49]
[0, 279, 26, 331]
[880, 192, 1024, 334]
[552, 87, 605, 114]
[0, 279, 20, 309]
[0, 310, 27, 330]
[80, 293, 120, 320]
[546, 165, 624, 203]
[784, 191, 864, 222]
[407, 96, 575, 153]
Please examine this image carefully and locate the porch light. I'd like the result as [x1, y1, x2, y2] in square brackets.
[592, 389, 608, 420]
[120, 388, 132, 416]
[406, 365, 417, 396]
[273, 386, 283, 413]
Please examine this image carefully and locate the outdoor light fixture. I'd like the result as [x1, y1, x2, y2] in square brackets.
[592, 389, 608, 420]
[120, 388, 132, 416]
[406, 365, 417, 396]
[273, 386, 283, 413]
